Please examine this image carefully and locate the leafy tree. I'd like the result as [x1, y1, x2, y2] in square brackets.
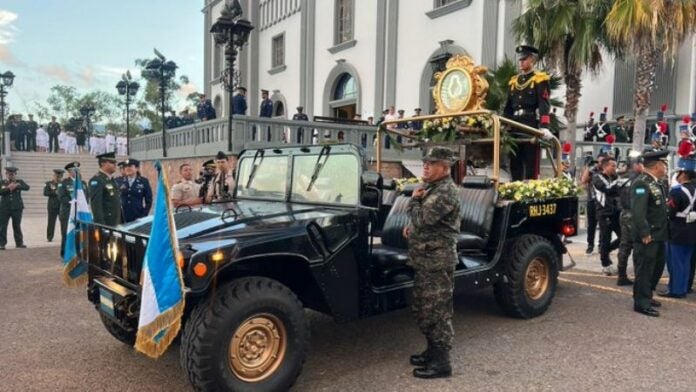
[32, 85, 125, 130]
[605, 0, 696, 151]
[134, 58, 189, 131]
[514, 0, 613, 158]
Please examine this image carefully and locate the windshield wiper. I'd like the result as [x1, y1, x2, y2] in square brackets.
[306, 145, 331, 191]
[245, 149, 266, 189]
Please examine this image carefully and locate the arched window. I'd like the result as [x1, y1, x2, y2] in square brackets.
[274, 101, 285, 117]
[329, 73, 358, 119]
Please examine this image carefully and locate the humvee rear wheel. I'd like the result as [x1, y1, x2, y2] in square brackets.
[181, 277, 308, 392]
[493, 235, 558, 319]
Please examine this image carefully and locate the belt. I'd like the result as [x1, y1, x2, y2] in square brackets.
[513, 109, 537, 117]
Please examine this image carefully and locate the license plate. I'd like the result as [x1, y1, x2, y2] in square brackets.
[99, 289, 115, 317]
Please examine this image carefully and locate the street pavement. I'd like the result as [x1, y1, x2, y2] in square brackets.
[1, 226, 695, 391]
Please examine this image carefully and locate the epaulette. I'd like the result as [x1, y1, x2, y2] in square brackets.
[531, 71, 551, 84]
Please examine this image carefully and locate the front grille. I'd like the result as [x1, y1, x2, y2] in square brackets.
[127, 211, 218, 235]
[87, 224, 148, 285]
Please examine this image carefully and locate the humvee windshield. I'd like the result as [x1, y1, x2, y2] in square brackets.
[235, 151, 360, 205]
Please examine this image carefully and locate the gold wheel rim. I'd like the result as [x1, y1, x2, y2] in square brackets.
[525, 257, 550, 301]
[229, 314, 287, 382]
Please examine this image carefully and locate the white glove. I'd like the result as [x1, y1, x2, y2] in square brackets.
[540, 128, 554, 140]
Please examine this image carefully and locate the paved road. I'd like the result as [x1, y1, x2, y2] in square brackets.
[2, 246, 695, 392]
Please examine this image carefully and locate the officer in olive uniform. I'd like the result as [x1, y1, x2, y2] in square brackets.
[0, 167, 30, 249]
[119, 159, 152, 223]
[403, 147, 461, 379]
[58, 162, 86, 257]
[43, 169, 64, 242]
[631, 150, 670, 317]
[89, 152, 121, 226]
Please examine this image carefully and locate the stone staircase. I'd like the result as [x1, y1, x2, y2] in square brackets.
[7, 152, 125, 216]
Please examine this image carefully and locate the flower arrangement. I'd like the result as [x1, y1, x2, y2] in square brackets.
[417, 114, 493, 142]
[498, 177, 578, 202]
[393, 177, 422, 191]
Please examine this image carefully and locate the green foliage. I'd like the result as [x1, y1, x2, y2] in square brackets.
[485, 57, 517, 112]
[134, 58, 192, 131]
[32, 85, 124, 126]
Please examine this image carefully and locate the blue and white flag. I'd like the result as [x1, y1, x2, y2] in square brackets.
[62, 169, 93, 287]
[135, 162, 185, 358]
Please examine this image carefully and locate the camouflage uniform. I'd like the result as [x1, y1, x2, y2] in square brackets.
[407, 167, 461, 353]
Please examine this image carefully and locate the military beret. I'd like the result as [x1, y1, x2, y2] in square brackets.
[4, 166, 18, 173]
[422, 147, 455, 165]
[65, 162, 80, 171]
[125, 158, 140, 167]
[53, 169, 65, 175]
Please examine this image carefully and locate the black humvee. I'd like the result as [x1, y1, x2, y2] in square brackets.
[84, 141, 578, 391]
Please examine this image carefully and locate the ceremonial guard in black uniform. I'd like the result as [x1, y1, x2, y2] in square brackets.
[119, 159, 153, 223]
[503, 45, 553, 180]
[616, 152, 643, 285]
[583, 112, 595, 141]
[592, 156, 621, 275]
[43, 169, 64, 242]
[631, 150, 670, 317]
[26, 114, 38, 151]
[661, 155, 696, 298]
[47, 116, 61, 153]
[0, 167, 29, 249]
[590, 108, 610, 142]
[58, 162, 86, 257]
[89, 152, 121, 226]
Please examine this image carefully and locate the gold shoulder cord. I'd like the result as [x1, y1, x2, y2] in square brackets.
[509, 72, 550, 91]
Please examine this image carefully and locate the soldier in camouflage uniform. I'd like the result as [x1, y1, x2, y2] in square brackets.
[403, 147, 461, 379]
[616, 152, 643, 286]
[631, 150, 670, 317]
[43, 169, 64, 242]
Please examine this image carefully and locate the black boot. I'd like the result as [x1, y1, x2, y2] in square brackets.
[413, 347, 452, 379]
[410, 341, 433, 367]
[616, 276, 633, 286]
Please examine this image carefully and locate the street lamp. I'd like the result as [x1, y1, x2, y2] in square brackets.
[1, 70, 16, 158]
[211, 0, 254, 153]
[116, 72, 140, 155]
[144, 50, 177, 157]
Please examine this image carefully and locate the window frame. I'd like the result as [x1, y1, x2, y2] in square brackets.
[334, 0, 354, 46]
[271, 32, 286, 68]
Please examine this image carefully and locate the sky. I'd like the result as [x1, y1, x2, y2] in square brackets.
[0, 0, 204, 115]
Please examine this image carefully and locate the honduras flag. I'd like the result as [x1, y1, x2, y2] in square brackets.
[135, 162, 185, 358]
[62, 168, 93, 287]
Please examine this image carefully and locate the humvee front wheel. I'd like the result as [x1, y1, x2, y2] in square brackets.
[181, 277, 308, 392]
[99, 313, 136, 345]
[493, 235, 559, 319]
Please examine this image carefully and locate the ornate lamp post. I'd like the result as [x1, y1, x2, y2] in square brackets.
[116, 73, 140, 155]
[0, 70, 15, 158]
[145, 50, 177, 157]
[211, 0, 254, 153]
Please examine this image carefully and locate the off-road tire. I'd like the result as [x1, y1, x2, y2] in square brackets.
[99, 313, 136, 345]
[181, 277, 308, 392]
[493, 234, 559, 319]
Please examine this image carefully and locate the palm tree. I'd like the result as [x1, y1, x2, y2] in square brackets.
[605, 0, 696, 151]
[513, 0, 613, 158]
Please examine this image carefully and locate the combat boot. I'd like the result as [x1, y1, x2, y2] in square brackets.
[413, 347, 452, 379]
[409, 341, 433, 367]
[616, 276, 633, 286]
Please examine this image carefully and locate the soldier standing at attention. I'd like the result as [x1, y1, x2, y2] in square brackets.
[47, 116, 61, 153]
[58, 162, 85, 257]
[0, 167, 30, 250]
[503, 45, 554, 181]
[44, 169, 64, 242]
[89, 152, 121, 226]
[631, 150, 670, 317]
[26, 114, 38, 152]
[616, 152, 643, 286]
[119, 159, 152, 223]
[402, 147, 461, 379]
